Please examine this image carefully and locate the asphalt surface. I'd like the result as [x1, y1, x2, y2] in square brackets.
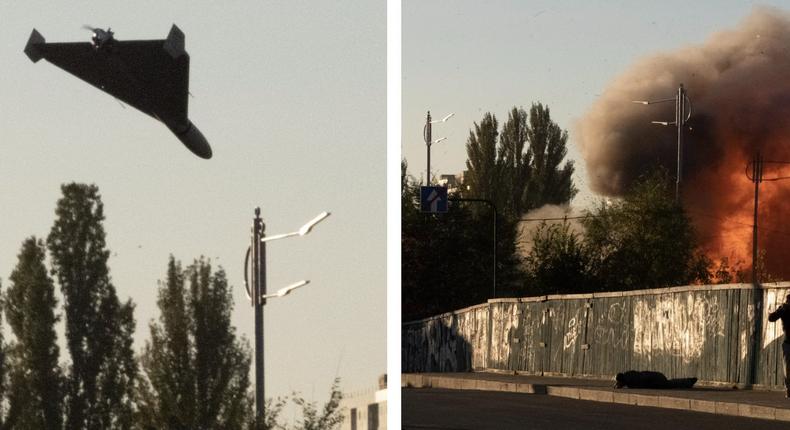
[403, 388, 790, 430]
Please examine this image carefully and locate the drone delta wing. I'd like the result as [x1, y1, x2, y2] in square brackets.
[34, 39, 189, 124]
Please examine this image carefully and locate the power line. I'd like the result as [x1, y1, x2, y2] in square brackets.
[517, 206, 790, 238]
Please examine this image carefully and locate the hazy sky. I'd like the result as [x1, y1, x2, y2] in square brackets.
[1, 0, 384, 412]
[402, 0, 790, 207]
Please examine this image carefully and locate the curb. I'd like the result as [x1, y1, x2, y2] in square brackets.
[401, 374, 790, 423]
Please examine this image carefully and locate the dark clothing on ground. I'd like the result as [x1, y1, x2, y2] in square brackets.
[768, 303, 790, 392]
[614, 371, 697, 389]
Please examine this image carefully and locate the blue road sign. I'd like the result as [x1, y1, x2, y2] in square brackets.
[420, 186, 448, 213]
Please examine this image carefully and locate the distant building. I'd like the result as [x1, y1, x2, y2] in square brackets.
[340, 374, 387, 430]
[437, 172, 465, 194]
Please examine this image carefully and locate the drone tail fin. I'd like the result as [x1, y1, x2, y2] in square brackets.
[163, 24, 185, 59]
[24, 29, 45, 63]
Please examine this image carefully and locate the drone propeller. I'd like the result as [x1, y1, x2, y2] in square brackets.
[81, 24, 96, 32]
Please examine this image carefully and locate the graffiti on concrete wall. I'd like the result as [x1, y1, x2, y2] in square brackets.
[592, 301, 630, 350]
[632, 293, 725, 362]
[402, 304, 490, 373]
[402, 284, 790, 388]
[489, 303, 518, 368]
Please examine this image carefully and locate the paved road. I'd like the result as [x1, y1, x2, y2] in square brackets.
[403, 388, 790, 430]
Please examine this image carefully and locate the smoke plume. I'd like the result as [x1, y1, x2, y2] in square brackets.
[576, 7, 790, 279]
[517, 204, 585, 258]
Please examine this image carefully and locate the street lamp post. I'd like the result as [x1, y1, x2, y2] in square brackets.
[424, 110, 454, 185]
[633, 84, 692, 203]
[244, 208, 330, 423]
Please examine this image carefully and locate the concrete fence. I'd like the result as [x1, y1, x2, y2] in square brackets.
[402, 283, 790, 389]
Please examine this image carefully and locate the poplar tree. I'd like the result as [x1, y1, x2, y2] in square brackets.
[474, 104, 577, 217]
[139, 257, 251, 429]
[47, 183, 137, 430]
[463, 112, 502, 207]
[523, 103, 577, 208]
[6, 237, 62, 429]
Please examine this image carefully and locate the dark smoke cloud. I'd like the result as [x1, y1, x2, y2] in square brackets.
[576, 7, 790, 278]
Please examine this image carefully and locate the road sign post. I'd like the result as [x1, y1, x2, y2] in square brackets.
[420, 186, 448, 213]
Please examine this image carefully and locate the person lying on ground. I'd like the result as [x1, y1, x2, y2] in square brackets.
[614, 370, 697, 389]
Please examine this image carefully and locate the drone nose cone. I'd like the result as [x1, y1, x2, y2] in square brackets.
[171, 120, 212, 159]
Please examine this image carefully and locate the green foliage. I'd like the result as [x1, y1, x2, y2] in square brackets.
[463, 104, 577, 217]
[291, 378, 344, 430]
[46, 183, 137, 430]
[247, 397, 288, 430]
[402, 161, 495, 320]
[6, 237, 62, 429]
[138, 257, 251, 430]
[523, 222, 593, 294]
[583, 170, 711, 291]
[521, 170, 713, 294]
[524, 103, 577, 209]
[498, 107, 531, 217]
[464, 113, 503, 206]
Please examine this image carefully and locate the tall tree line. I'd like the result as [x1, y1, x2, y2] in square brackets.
[463, 103, 577, 217]
[403, 102, 578, 319]
[2, 183, 345, 429]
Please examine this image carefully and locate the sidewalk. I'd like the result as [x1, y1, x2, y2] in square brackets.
[402, 372, 790, 423]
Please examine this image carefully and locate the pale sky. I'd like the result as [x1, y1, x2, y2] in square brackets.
[402, 0, 790, 207]
[0, 0, 385, 412]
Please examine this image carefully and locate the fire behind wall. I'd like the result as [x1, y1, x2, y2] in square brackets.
[576, 7, 790, 279]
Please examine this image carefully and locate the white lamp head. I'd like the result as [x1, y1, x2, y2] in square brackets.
[263, 280, 310, 300]
[278, 280, 310, 297]
[299, 211, 331, 236]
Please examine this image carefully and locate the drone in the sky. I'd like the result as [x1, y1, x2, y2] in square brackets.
[24, 24, 212, 159]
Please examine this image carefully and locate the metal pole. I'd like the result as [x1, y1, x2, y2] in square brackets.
[676, 84, 684, 204]
[749, 152, 763, 386]
[252, 207, 267, 421]
[752, 153, 762, 284]
[425, 111, 432, 185]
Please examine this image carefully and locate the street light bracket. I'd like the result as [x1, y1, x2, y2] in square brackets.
[431, 112, 455, 123]
[260, 279, 311, 300]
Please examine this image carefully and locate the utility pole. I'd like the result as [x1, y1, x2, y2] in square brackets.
[423, 111, 453, 185]
[425, 111, 432, 185]
[748, 152, 764, 387]
[675, 84, 686, 203]
[243, 209, 328, 425]
[251, 207, 267, 421]
[633, 84, 691, 203]
[751, 152, 763, 284]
